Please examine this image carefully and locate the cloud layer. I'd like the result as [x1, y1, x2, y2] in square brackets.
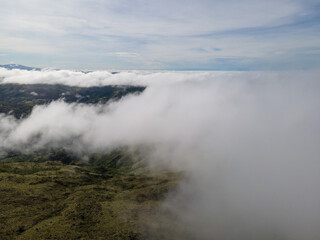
[1, 67, 317, 87]
[1, 70, 320, 239]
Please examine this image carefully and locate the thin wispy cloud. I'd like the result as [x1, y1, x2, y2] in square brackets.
[0, 0, 319, 69]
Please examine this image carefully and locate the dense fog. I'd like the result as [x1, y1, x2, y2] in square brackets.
[0, 69, 319, 239]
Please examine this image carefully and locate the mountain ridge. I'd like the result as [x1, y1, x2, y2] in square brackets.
[0, 64, 41, 71]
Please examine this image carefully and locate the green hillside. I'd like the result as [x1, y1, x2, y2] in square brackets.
[0, 84, 144, 118]
[0, 150, 183, 240]
[0, 83, 186, 239]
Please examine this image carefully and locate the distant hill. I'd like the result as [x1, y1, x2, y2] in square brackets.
[0, 64, 41, 71]
[0, 83, 145, 118]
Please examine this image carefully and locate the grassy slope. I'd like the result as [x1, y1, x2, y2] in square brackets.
[0, 84, 187, 239]
[0, 152, 181, 240]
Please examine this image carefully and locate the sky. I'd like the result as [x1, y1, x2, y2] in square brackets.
[0, 0, 320, 70]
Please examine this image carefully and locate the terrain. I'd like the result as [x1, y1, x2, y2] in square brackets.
[0, 64, 41, 71]
[0, 83, 182, 240]
[0, 84, 145, 118]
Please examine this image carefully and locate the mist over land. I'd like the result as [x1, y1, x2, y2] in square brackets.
[0, 68, 319, 239]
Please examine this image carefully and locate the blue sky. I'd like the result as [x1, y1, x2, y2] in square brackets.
[0, 0, 319, 70]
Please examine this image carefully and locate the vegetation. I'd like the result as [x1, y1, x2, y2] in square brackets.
[0, 151, 182, 239]
[0, 84, 145, 118]
[0, 83, 185, 239]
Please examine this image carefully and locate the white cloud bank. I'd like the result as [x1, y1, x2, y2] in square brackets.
[0, 70, 320, 239]
[1, 67, 317, 87]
